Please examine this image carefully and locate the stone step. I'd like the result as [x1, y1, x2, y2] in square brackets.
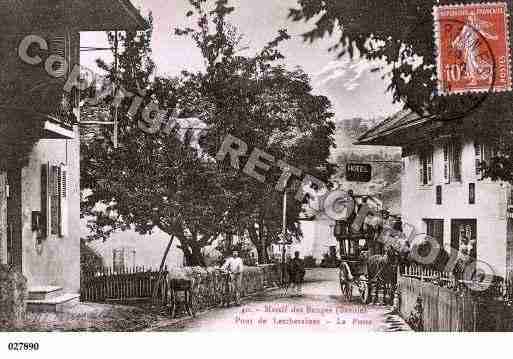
[26, 293, 80, 313]
[28, 286, 63, 300]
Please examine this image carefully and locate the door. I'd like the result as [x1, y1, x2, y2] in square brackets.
[451, 219, 477, 259]
[6, 168, 22, 270]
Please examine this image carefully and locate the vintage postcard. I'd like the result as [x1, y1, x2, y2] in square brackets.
[1, 0, 513, 354]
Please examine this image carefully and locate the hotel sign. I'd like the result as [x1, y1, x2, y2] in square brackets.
[346, 163, 372, 182]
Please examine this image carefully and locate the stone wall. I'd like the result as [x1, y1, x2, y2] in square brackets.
[0, 265, 27, 323]
[168, 264, 280, 312]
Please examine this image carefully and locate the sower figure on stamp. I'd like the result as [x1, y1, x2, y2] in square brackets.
[452, 14, 498, 86]
[287, 251, 306, 297]
[221, 250, 244, 306]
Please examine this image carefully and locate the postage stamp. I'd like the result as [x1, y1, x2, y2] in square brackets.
[434, 2, 512, 95]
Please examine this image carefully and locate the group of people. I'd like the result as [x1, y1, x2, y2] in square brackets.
[338, 190, 402, 257]
[218, 249, 306, 304]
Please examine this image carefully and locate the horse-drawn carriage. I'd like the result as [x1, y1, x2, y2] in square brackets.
[337, 229, 371, 303]
[334, 194, 400, 304]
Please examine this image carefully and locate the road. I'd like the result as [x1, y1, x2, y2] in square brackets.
[147, 268, 411, 332]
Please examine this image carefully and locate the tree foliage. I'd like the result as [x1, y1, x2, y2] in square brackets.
[175, 0, 336, 263]
[81, 0, 336, 266]
[289, 0, 513, 182]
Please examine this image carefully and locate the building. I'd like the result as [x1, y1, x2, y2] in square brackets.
[86, 228, 184, 271]
[0, 0, 147, 309]
[357, 109, 513, 278]
[294, 215, 338, 263]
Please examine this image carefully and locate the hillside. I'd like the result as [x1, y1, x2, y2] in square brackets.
[331, 117, 402, 215]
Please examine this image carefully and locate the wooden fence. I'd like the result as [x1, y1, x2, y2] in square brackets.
[81, 267, 167, 303]
[398, 264, 513, 331]
[81, 264, 280, 307]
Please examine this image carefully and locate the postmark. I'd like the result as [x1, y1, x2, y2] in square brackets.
[434, 2, 511, 95]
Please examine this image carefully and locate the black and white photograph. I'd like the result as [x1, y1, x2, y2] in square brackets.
[1, 0, 513, 349]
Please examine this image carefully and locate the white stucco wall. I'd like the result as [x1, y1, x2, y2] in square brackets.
[295, 217, 338, 262]
[401, 138, 509, 277]
[87, 227, 184, 270]
[21, 128, 81, 292]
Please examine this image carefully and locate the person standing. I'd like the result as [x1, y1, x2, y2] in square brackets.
[222, 250, 244, 305]
[287, 251, 306, 297]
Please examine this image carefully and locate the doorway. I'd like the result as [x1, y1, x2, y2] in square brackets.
[0, 168, 22, 270]
[451, 219, 477, 259]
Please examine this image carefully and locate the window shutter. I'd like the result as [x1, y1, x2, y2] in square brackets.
[469, 183, 476, 204]
[475, 142, 482, 179]
[47, 34, 69, 78]
[58, 165, 68, 237]
[427, 152, 433, 185]
[453, 142, 462, 182]
[443, 144, 450, 184]
[436, 185, 442, 205]
[41, 163, 50, 238]
[50, 165, 60, 235]
[418, 155, 424, 186]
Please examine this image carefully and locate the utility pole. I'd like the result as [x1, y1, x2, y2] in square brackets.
[112, 30, 119, 149]
[79, 31, 120, 149]
[281, 190, 287, 286]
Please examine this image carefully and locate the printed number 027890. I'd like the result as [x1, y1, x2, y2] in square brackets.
[8, 342, 39, 351]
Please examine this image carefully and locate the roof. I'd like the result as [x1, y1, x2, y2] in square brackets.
[355, 110, 437, 146]
[0, 0, 149, 32]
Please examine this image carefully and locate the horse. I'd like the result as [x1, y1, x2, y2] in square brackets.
[366, 247, 400, 304]
[339, 260, 354, 301]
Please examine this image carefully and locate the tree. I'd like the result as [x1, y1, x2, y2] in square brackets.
[175, 0, 336, 263]
[80, 18, 218, 266]
[289, 0, 513, 182]
[82, 0, 336, 266]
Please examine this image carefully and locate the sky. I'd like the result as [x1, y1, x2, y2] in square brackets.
[81, 0, 401, 120]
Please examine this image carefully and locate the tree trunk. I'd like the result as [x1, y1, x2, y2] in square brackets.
[256, 245, 269, 264]
[248, 225, 269, 264]
[180, 235, 205, 267]
[190, 239, 206, 267]
[181, 245, 194, 266]
[178, 233, 194, 266]
[225, 232, 233, 253]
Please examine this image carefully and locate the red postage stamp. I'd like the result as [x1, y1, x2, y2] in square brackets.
[434, 2, 511, 95]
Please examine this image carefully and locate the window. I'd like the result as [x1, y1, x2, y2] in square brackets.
[474, 142, 495, 180]
[436, 185, 442, 205]
[41, 163, 68, 238]
[469, 183, 475, 204]
[425, 219, 444, 247]
[443, 141, 462, 183]
[419, 148, 433, 186]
